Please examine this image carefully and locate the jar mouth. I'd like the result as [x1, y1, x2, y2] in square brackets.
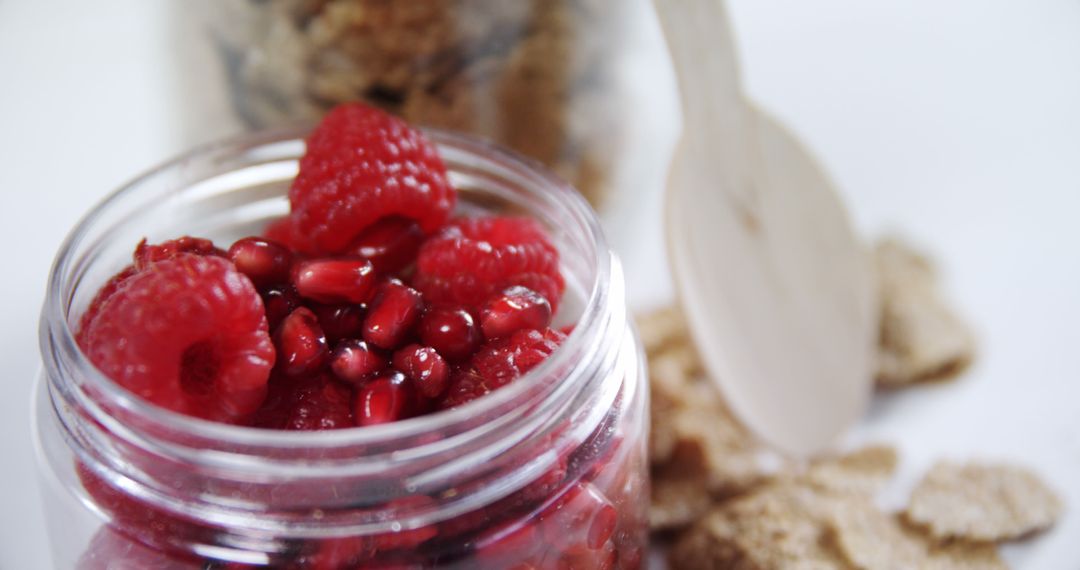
[41, 127, 618, 464]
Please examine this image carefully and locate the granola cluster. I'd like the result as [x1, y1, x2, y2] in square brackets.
[640, 238, 1061, 569]
[214, 0, 627, 206]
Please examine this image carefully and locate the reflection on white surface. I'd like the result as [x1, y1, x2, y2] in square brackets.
[2, 0, 1079, 568]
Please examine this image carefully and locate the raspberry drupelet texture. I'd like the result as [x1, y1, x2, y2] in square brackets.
[413, 217, 565, 313]
[288, 103, 455, 255]
[251, 373, 354, 430]
[441, 328, 567, 408]
[133, 236, 225, 271]
[77, 254, 275, 423]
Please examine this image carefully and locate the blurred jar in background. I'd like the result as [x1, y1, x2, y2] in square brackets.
[205, 0, 678, 208]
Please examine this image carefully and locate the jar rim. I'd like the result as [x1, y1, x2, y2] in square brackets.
[40, 126, 618, 459]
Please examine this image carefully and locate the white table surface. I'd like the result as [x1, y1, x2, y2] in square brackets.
[2, 1, 1078, 568]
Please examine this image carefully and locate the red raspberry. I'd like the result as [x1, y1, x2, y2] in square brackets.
[78, 254, 274, 423]
[77, 238, 227, 345]
[413, 217, 565, 312]
[263, 217, 301, 251]
[250, 373, 354, 430]
[288, 103, 455, 255]
[133, 236, 224, 271]
[440, 328, 565, 408]
[76, 265, 137, 341]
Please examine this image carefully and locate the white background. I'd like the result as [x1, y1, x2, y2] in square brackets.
[2, 1, 1078, 568]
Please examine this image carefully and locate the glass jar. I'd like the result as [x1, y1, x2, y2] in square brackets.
[199, 0, 678, 209]
[34, 129, 647, 568]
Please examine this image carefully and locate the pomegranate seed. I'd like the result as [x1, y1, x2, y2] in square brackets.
[480, 286, 552, 340]
[587, 504, 618, 549]
[261, 286, 301, 330]
[417, 307, 480, 361]
[227, 237, 292, 287]
[349, 217, 426, 274]
[362, 279, 424, 349]
[275, 307, 329, 376]
[310, 302, 366, 343]
[330, 339, 386, 386]
[354, 371, 415, 426]
[393, 345, 449, 398]
[293, 258, 377, 304]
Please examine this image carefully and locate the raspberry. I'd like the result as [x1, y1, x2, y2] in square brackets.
[250, 373, 354, 430]
[133, 236, 224, 271]
[76, 265, 137, 341]
[78, 237, 227, 345]
[439, 369, 493, 410]
[288, 103, 455, 255]
[440, 328, 565, 408]
[262, 217, 301, 251]
[78, 254, 274, 423]
[413, 217, 565, 312]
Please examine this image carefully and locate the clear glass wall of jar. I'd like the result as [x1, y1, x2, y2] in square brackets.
[35, 129, 648, 568]
[201, 0, 677, 209]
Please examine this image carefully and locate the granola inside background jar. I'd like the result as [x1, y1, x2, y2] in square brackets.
[206, 0, 677, 208]
[35, 129, 648, 568]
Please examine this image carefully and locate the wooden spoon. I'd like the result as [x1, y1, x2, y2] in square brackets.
[655, 0, 876, 455]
